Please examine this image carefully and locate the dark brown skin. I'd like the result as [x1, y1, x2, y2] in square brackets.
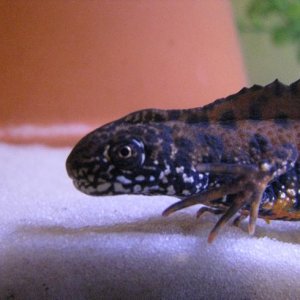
[66, 79, 300, 242]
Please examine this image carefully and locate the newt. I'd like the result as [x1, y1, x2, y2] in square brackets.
[66, 79, 300, 242]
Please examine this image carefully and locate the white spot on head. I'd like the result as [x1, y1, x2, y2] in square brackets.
[279, 192, 286, 199]
[167, 185, 176, 195]
[260, 162, 271, 172]
[182, 173, 194, 184]
[176, 166, 184, 174]
[122, 169, 133, 174]
[149, 185, 161, 192]
[116, 176, 132, 185]
[171, 144, 178, 159]
[143, 186, 150, 194]
[162, 177, 169, 183]
[134, 139, 144, 148]
[133, 185, 142, 193]
[195, 183, 202, 192]
[149, 176, 155, 182]
[86, 186, 95, 194]
[163, 161, 171, 174]
[96, 182, 112, 193]
[144, 165, 157, 171]
[114, 182, 130, 193]
[135, 175, 145, 182]
[107, 165, 115, 174]
[182, 190, 191, 196]
[88, 175, 94, 182]
[159, 165, 171, 182]
[222, 195, 227, 202]
[287, 188, 296, 197]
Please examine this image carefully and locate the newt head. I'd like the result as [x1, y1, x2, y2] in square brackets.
[66, 116, 209, 197]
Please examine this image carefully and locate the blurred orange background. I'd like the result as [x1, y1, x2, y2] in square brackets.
[0, 0, 246, 145]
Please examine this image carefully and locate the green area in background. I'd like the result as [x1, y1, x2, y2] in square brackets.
[231, 0, 300, 85]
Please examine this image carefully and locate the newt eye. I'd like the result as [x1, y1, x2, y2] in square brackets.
[109, 138, 145, 170]
[117, 145, 132, 159]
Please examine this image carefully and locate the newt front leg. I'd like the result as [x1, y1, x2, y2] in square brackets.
[163, 144, 298, 242]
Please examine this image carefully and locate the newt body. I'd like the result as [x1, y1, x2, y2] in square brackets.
[66, 79, 300, 242]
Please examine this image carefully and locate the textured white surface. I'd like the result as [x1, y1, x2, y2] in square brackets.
[1, 143, 300, 299]
[0, 124, 93, 138]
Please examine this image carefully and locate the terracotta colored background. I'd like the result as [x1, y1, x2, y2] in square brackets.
[0, 0, 246, 144]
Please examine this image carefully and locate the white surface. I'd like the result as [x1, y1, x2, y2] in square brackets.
[0, 124, 93, 138]
[1, 143, 300, 299]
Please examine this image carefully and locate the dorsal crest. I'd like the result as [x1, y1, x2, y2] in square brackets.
[122, 79, 300, 124]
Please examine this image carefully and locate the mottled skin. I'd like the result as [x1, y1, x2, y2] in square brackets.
[66, 79, 300, 242]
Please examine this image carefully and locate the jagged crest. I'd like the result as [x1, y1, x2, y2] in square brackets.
[122, 79, 300, 124]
